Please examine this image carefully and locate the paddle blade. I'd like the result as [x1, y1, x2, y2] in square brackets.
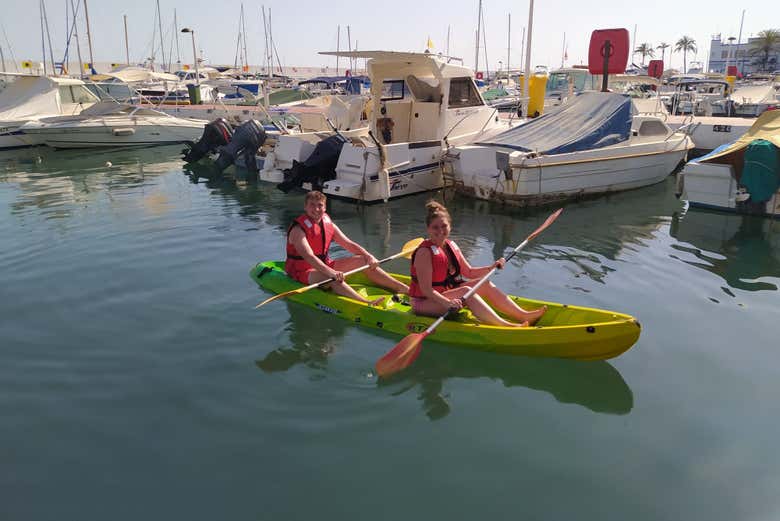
[255, 286, 306, 308]
[375, 332, 428, 378]
[527, 208, 563, 242]
[400, 237, 424, 259]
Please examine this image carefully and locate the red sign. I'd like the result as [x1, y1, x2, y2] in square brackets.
[475, 71, 484, 80]
[727, 65, 738, 76]
[647, 60, 664, 79]
[588, 28, 630, 75]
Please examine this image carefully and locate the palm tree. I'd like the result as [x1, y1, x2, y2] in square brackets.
[635, 43, 655, 66]
[749, 29, 780, 72]
[656, 42, 670, 63]
[675, 36, 697, 73]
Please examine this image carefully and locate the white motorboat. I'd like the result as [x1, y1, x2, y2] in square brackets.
[678, 110, 780, 218]
[20, 101, 206, 149]
[0, 73, 99, 149]
[259, 50, 519, 202]
[448, 91, 693, 206]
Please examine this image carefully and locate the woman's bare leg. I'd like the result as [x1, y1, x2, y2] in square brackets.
[463, 280, 547, 325]
[413, 287, 527, 327]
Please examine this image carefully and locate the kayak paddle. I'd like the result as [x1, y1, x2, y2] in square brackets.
[255, 237, 423, 308]
[375, 208, 563, 378]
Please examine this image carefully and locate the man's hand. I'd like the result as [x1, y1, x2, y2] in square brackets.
[363, 253, 379, 269]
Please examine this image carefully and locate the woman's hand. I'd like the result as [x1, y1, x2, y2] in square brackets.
[448, 298, 464, 310]
[493, 257, 506, 270]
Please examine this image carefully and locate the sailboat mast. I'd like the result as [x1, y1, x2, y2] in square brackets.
[241, 4, 249, 71]
[347, 25, 352, 73]
[124, 15, 130, 64]
[156, 0, 165, 70]
[41, 0, 56, 74]
[561, 32, 566, 68]
[39, 0, 47, 74]
[524, 0, 534, 97]
[173, 9, 180, 65]
[70, 0, 83, 76]
[520, 26, 525, 71]
[446, 25, 451, 58]
[474, 0, 481, 72]
[336, 25, 340, 76]
[735, 9, 745, 74]
[234, 8, 242, 68]
[83, 0, 94, 68]
[507, 14, 511, 75]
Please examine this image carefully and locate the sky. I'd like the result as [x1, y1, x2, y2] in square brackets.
[1, 0, 778, 73]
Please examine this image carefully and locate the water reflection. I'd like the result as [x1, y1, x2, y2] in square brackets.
[0, 145, 185, 219]
[670, 208, 780, 292]
[256, 301, 634, 420]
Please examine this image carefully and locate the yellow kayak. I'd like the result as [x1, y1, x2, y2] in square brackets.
[251, 261, 641, 361]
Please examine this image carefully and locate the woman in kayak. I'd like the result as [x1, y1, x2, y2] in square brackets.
[409, 200, 546, 326]
[286, 191, 409, 306]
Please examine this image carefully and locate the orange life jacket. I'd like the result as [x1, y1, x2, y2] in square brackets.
[285, 213, 335, 274]
[408, 239, 463, 298]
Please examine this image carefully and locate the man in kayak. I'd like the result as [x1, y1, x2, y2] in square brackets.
[409, 200, 546, 326]
[286, 191, 409, 306]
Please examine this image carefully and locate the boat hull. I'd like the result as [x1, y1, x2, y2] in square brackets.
[251, 261, 641, 361]
[21, 117, 205, 149]
[451, 144, 689, 206]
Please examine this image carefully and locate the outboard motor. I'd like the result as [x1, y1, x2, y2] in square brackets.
[277, 134, 346, 193]
[214, 119, 267, 173]
[182, 118, 233, 163]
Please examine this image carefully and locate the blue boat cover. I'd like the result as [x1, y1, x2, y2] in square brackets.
[477, 91, 634, 155]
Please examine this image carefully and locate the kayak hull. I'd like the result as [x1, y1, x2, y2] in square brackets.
[251, 261, 640, 361]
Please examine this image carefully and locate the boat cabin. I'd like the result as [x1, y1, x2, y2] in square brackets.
[320, 51, 500, 146]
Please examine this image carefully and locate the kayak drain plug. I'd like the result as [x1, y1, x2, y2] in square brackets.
[586, 326, 596, 333]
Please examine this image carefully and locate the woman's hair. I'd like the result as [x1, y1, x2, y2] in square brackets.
[425, 200, 451, 226]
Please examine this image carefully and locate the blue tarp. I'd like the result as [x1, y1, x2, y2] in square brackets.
[477, 91, 633, 155]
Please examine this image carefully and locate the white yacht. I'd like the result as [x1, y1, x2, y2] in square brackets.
[258, 50, 519, 202]
[448, 91, 693, 206]
[678, 110, 780, 218]
[0, 73, 99, 149]
[20, 101, 206, 148]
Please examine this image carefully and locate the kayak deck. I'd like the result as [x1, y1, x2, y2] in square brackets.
[251, 261, 640, 360]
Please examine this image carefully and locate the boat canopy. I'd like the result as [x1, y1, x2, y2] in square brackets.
[698, 110, 780, 163]
[477, 92, 634, 155]
[0, 75, 88, 120]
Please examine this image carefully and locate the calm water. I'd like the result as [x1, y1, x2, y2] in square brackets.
[1, 146, 779, 521]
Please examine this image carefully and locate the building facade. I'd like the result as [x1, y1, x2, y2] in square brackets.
[708, 34, 780, 75]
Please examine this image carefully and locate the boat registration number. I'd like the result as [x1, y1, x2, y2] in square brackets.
[713, 125, 732, 133]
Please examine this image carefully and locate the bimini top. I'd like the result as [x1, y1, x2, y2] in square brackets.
[319, 50, 472, 79]
[698, 109, 780, 163]
[477, 91, 634, 155]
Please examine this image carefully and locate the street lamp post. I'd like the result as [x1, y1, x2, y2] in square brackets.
[180, 27, 199, 85]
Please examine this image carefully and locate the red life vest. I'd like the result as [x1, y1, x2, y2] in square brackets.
[285, 213, 335, 275]
[408, 239, 463, 298]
